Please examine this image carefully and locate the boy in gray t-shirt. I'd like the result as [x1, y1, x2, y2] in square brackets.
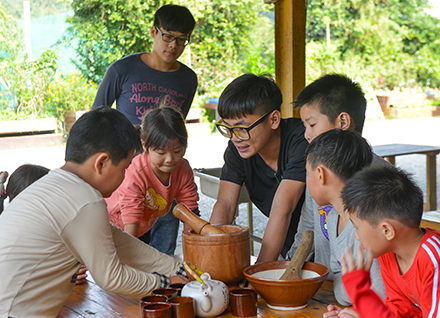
[287, 74, 388, 307]
[302, 129, 386, 306]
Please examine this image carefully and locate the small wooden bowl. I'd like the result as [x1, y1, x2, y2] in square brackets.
[169, 283, 186, 296]
[243, 261, 328, 310]
[152, 288, 178, 299]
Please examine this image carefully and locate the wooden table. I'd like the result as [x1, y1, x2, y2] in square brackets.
[58, 277, 338, 318]
[372, 144, 440, 211]
[422, 210, 440, 232]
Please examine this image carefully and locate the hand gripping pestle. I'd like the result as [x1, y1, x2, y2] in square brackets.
[173, 203, 225, 235]
[279, 230, 314, 280]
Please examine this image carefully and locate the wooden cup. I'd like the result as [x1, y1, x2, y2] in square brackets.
[142, 302, 172, 318]
[140, 295, 168, 313]
[167, 296, 195, 318]
[152, 288, 178, 299]
[229, 289, 258, 317]
[169, 283, 187, 296]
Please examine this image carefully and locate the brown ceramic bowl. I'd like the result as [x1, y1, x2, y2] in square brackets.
[243, 261, 328, 310]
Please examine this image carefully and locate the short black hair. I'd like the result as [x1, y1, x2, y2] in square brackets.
[294, 74, 366, 134]
[342, 165, 423, 227]
[154, 4, 196, 35]
[141, 106, 188, 150]
[306, 129, 372, 182]
[65, 106, 142, 165]
[217, 73, 282, 119]
[6, 164, 50, 202]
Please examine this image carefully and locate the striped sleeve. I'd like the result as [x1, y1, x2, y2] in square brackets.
[421, 233, 440, 318]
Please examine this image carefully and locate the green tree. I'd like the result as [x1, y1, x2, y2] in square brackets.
[180, 0, 263, 98]
[0, 3, 58, 116]
[0, 3, 23, 60]
[64, 0, 266, 104]
[2, 0, 70, 19]
[65, 0, 159, 83]
[305, 0, 440, 90]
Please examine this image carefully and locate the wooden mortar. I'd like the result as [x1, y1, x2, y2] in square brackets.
[181, 224, 250, 286]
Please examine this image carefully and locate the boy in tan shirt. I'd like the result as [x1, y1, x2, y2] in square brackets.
[0, 107, 188, 318]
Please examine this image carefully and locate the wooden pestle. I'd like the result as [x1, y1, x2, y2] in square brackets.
[279, 230, 314, 280]
[173, 203, 225, 235]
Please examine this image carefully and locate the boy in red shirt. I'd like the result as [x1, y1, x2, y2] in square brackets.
[335, 165, 440, 318]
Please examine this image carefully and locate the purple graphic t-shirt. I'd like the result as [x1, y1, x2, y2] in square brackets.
[92, 53, 198, 125]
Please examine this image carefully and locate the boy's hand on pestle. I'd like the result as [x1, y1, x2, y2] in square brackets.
[183, 222, 191, 232]
[173, 203, 224, 235]
[170, 275, 190, 285]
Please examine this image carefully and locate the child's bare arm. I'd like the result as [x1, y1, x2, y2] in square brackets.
[169, 275, 190, 285]
[124, 223, 140, 237]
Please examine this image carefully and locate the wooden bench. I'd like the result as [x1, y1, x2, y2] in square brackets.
[0, 118, 63, 151]
[0, 118, 57, 135]
[185, 107, 203, 123]
[372, 144, 440, 211]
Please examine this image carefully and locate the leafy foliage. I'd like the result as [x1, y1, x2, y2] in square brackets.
[1, 0, 70, 19]
[65, 0, 160, 83]
[0, 3, 58, 116]
[44, 72, 97, 121]
[0, 4, 23, 60]
[64, 0, 270, 104]
[305, 0, 440, 90]
[183, 0, 266, 99]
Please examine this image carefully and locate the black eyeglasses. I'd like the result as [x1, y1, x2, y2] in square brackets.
[216, 112, 271, 141]
[155, 27, 190, 47]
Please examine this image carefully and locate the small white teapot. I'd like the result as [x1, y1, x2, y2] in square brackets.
[181, 272, 229, 318]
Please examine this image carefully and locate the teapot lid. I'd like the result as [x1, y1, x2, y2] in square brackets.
[185, 272, 212, 288]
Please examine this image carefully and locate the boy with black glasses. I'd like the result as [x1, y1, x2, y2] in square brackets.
[92, 4, 197, 256]
[93, 4, 197, 125]
[210, 73, 308, 262]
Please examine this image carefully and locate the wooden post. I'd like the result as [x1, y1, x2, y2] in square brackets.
[274, 0, 306, 118]
[426, 153, 437, 211]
